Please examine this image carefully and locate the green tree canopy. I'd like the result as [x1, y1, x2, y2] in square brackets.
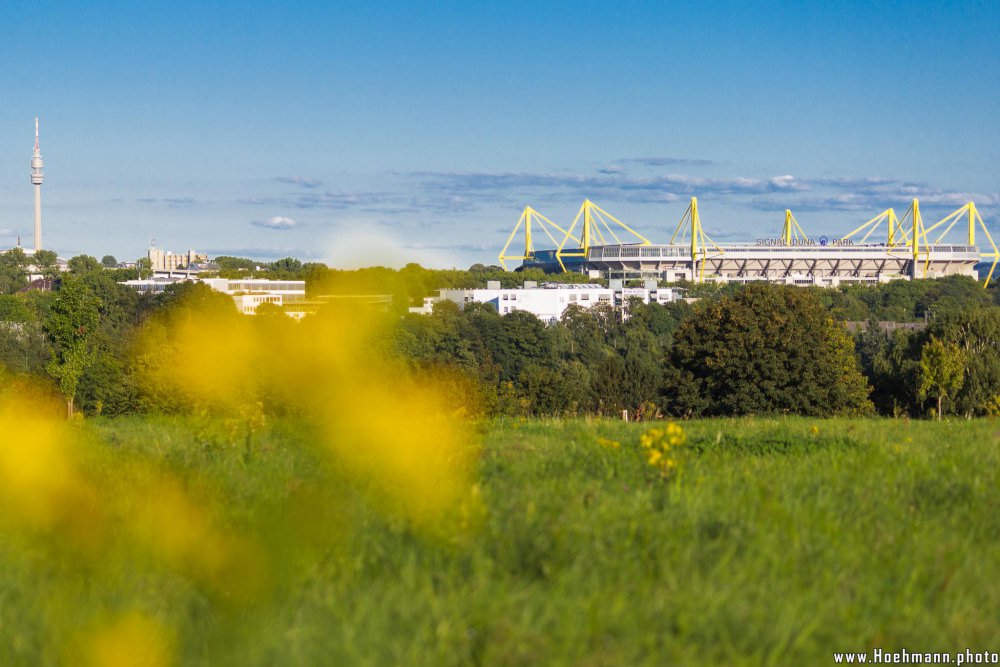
[927, 308, 1000, 416]
[665, 284, 872, 417]
[136, 257, 153, 279]
[270, 257, 303, 274]
[0, 249, 29, 294]
[33, 249, 60, 280]
[44, 275, 102, 416]
[67, 254, 102, 275]
[0, 295, 32, 322]
[254, 301, 284, 319]
[917, 336, 965, 420]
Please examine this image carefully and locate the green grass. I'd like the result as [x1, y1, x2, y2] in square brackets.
[2, 416, 999, 665]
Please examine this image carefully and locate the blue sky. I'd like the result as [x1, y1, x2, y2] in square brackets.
[0, 1, 997, 267]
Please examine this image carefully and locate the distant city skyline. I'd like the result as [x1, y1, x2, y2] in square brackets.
[0, 1, 997, 268]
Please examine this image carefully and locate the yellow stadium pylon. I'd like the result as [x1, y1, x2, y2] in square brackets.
[894, 199, 932, 279]
[839, 208, 903, 246]
[669, 197, 723, 283]
[838, 199, 997, 286]
[498, 206, 578, 271]
[781, 209, 809, 244]
[555, 200, 651, 271]
[923, 202, 1000, 287]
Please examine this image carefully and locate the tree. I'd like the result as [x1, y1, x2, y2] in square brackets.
[300, 262, 331, 288]
[0, 320, 50, 375]
[214, 256, 258, 271]
[499, 311, 551, 383]
[560, 304, 606, 365]
[0, 295, 31, 322]
[43, 276, 101, 417]
[517, 361, 590, 415]
[67, 255, 102, 275]
[620, 328, 663, 412]
[48, 344, 96, 418]
[0, 249, 29, 294]
[270, 257, 303, 275]
[592, 354, 627, 415]
[855, 324, 921, 416]
[0, 293, 50, 375]
[33, 249, 60, 280]
[927, 308, 1000, 416]
[917, 336, 966, 420]
[101, 255, 118, 268]
[136, 257, 153, 279]
[665, 284, 872, 417]
[254, 301, 284, 319]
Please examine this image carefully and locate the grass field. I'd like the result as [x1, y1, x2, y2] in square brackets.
[2, 416, 999, 666]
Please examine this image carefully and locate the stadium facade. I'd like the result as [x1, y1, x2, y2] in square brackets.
[500, 198, 998, 287]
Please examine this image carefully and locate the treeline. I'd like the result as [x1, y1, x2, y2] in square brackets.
[216, 260, 595, 309]
[394, 283, 999, 419]
[685, 275, 1000, 322]
[0, 257, 187, 416]
[20, 246, 996, 321]
[214, 255, 1000, 321]
[857, 309, 1000, 417]
[0, 247, 997, 420]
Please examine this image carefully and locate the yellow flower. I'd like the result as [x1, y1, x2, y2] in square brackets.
[597, 437, 620, 450]
[664, 422, 686, 447]
[639, 423, 686, 477]
[81, 612, 173, 667]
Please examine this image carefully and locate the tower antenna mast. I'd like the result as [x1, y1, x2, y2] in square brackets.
[30, 117, 45, 252]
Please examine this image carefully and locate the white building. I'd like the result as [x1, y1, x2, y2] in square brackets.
[119, 277, 181, 295]
[120, 277, 306, 315]
[199, 279, 305, 304]
[410, 280, 683, 324]
[231, 292, 283, 315]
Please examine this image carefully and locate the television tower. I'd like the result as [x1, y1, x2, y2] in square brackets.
[30, 117, 44, 252]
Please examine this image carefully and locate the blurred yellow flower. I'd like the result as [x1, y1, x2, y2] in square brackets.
[0, 285, 487, 661]
[134, 293, 481, 535]
[0, 394, 102, 546]
[638, 423, 686, 477]
[81, 612, 173, 667]
[597, 437, 621, 450]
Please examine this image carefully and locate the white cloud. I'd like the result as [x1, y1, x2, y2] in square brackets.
[252, 216, 298, 230]
[769, 175, 805, 190]
[275, 176, 322, 188]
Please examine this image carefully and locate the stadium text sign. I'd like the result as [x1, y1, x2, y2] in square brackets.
[755, 236, 855, 247]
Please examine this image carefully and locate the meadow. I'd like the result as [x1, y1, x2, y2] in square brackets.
[2, 415, 998, 666]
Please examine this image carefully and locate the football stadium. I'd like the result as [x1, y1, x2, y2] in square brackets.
[500, 198, 998, 287]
